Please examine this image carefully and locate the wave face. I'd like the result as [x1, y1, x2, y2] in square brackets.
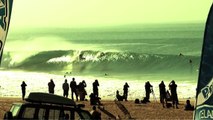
[2, 23, 203, 77]
[6, 50, 200, 75]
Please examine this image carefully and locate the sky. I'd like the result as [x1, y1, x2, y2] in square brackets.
[9, 0, 213, 28]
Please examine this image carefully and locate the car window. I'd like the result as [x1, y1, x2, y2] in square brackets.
[63, 110, 71, 120]
[10, 104, 21, 117]
[79, 111, 91, 119]
[38, 108, 46, 120]
[49, 109, 60, 120]
[75, 111, 81, 120]
[22, 107, 36, 119]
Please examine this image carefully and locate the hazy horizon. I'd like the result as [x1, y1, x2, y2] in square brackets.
[10, 0, 212, 29]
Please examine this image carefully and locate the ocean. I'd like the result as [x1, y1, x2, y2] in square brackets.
[0, 23, 205, 100]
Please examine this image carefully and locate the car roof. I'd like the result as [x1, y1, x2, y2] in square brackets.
[25, 92, 76, 106]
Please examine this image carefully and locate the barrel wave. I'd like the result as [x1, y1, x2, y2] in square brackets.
[5, 50, 199, 76]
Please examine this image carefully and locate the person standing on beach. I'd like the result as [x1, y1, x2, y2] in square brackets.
[21, 81, 27, 100]
[169, 80, 178, 108]
[145, 81, 152, 102]
[93, 80, 99, 97]
[159, 81, 166, 107]
[78, 80, 87, 101]
[70, 78, 78, 101]
[62, 79, 69, 98]
[123, 82, 129, 101]
[48, 79, 55, 94]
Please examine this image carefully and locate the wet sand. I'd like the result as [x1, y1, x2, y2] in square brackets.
[0, 97, 194, 119]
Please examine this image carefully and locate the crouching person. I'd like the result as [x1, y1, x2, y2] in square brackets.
[89, 93, 101, 105]
[116, 90, 125, 101]
[185, 100, 194, 110]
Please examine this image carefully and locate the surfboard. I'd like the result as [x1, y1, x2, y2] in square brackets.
[194, 3, 213, 120]
[114, 100, 132, 119]
[97, 106, 116, 119]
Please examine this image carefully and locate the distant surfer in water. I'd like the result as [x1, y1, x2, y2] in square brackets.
[79, 53, 85, 61]
[179, 53, 184, 56]
[189, 59, 192, 64]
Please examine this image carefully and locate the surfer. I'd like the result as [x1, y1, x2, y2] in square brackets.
[145, 81, 152, 102]
[48, 79, 55, 94]
[169, 80, 178, 108]
[79, 53, 85, 60]
[189, 59, 192, 64]
[70, 78, 78, 101]
[21, 81, 27, 100]
[179, 53, 184, 56]
[123, 82, 129, 101]
[62, 79, 69, 98]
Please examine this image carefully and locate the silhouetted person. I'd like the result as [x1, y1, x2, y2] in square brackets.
[159, 81, 166, 107]
[48, 79, 55, 94]
[93, 80, 99, 97]
[78, 80, 87, 101]
[90, 106, 101, 120]
[145, 81, 152, 102]
[169, 80, 178, 108]
[70, 78, 78, 101]
[166, 90, 171, 100]
[62, 79, 69, 98]
[185, 100, 194, 110]
[79, 53, 85, 60]
[123, 82, 129, 101]
[116, 90, 124, 101]
[21, 81, 27, 100]
[89, 93, 101, 105]
[189, 59, 192, 64]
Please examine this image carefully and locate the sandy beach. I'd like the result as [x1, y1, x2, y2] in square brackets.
[0, 97, 194, 119]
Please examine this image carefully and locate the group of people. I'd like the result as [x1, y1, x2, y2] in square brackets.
[159, 80, 178, 108]
[61, 78, 87, 101]
[115, 80, 180, 109]
[21, 79, 194, 111]
[21, 78, 89, 101]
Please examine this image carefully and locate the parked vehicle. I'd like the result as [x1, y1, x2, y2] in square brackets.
[4, 92, 92, 120]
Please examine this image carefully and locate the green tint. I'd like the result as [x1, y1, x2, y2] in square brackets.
[10, 0, 212, 28]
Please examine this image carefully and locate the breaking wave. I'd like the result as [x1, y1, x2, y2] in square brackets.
[3, 50, 200, 75]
